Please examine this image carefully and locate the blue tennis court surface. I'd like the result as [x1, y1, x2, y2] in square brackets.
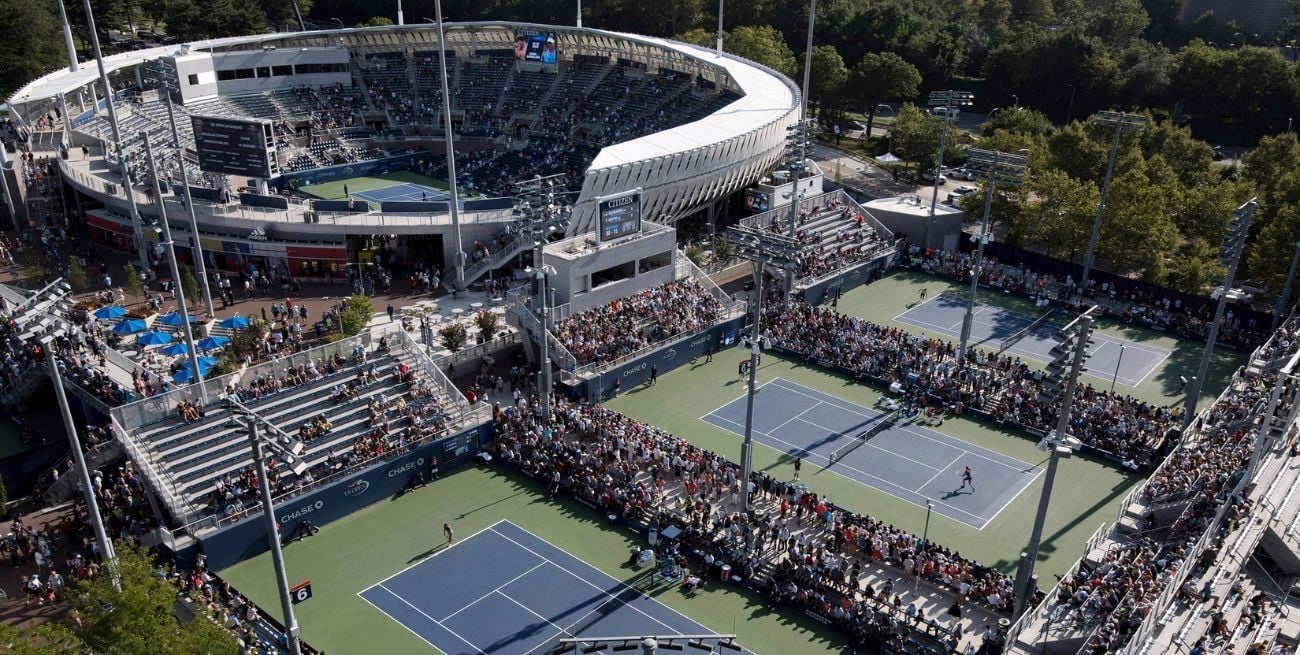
[894, 293, 1169, 387]
[351, 182, 450, 203]
[701, 378, 1041, 529]
[359, 521, 748, 655]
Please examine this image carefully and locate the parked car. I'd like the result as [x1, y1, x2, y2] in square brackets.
[947, 185, 978, 204]
[930, 106, 961, 120]
[949, 167, 976, 181]
[920, 170, 948, 184]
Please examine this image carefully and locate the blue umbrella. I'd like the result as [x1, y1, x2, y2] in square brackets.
[172, 356, 218, 383]
[93, 306, 126, 320]
[135, 331, 173, 347]
[160, 342, 189, 357]
[196, 335, 230, 351]
[159, 312, 196, 326]
[112, 318, 147, 334]
[218, 315, 251, 330]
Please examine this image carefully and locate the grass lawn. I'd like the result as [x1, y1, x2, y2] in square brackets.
[220, 466, 848, 655]
[298, 171, 452, 201]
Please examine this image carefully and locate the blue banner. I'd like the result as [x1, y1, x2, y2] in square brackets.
[203, 420, 492, 570]
[801, 251, 895, 305]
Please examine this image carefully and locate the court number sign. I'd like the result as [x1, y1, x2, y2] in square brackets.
[290, 580, 313, 604]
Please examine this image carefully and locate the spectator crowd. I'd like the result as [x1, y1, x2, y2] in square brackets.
[553, 280, 728, 366]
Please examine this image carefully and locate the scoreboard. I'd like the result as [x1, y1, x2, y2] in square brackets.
[190, 115, 277, 178]
[597, 189, 642, 242]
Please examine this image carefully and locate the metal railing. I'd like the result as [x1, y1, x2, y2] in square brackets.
[392, 328, 471, 421]
[1004, 522, 1109, 647]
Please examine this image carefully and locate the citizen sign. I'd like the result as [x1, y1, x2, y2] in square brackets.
[604, 195, 635, 208]
[278, 500, 324, 524]
[388, 458, 426, 478]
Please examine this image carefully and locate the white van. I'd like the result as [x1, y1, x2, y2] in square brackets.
[930, 106, 961, 120]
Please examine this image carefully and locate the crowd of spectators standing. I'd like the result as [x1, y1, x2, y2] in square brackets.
[764, 302, 1175, 468]
[553, 280, 727, 366]
[490, 395, 1013, 655]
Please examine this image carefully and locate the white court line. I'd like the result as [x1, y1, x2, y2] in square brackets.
[890, 291, 950, 321]
[440, 561, 548, 622]
[767, 401, 824, 434]
[791, 416, 942, 472]
[495, 589, 571, 637]
[356, 588, 451, 653]
[377, 583, 487, 654]
[915, 458, 960, 492]
[486, 526, 684, 635]
[766, 377, 1038, 474]
[697, 378, 781, 425]
[981, 466, 1045, 527]
[705, 413, 990, 525]
[360, 518, 510, 594]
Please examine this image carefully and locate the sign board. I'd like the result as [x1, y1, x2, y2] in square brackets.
[290, 580, 313, 604]
[597, 189, 642, 242]
[190, 115, 276, 178]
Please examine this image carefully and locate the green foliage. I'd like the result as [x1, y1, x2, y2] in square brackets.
[229, 322, 265, 359]
[474, 310, 500, 342]
[0, 0, 67, 99]
[1022, 168, 1100, 260]
[68, 541, 239, 655]
[339, 294, 374, 337]
[1168, 238, 1225, 294]
[0, 473, 7, 519]
[846, 52, 921, 138]
[19, 248, 45, 283]
[439, 323, 468, 352]
[179, 266, 201, 309]
[802, 45, 848, 116]
[690, 25, 797, 78]
[357, 16, 393, 27]
[981, 108, 1055, 137]
[685, 243, 708, 269]
[262, 0, 313, 29]
[120, 263, 145, 302]
[713, 236, 736, 265]
[889, 104, 942, 171]
[163, 0, 265, 41]
[66, 260, 90, 294]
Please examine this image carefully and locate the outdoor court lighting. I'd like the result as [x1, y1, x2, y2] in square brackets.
[783, 119, 814, 295]
[148, 59, 215, 317]
[1012, 308, 1095, 619]
[728, 224, 800, 511]
[141, 132, 208, 403]
[56, 0, 78, 72]
[1080, 111, 1147, 294]
[957, 149, 1028, 360]
[715, 0, 724, 54]
[925, 90, 974, 243]
[1183, 198, 1256, 427]
[799, 0, 817, 120]
[226, 398, 307, 655]
[433, 0, 467, 297]
[515, 175, 570, 420]
[81, 0, 150, 272]
[23, 281, 119, 590]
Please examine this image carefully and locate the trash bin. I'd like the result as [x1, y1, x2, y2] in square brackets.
[720, 564, 732, 581]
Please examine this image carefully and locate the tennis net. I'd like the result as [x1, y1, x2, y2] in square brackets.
[999, 308, 1057, 353]
[829, 409, 900, 464]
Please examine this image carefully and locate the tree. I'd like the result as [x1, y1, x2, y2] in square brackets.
[0, 621, 87, 654]
[1095, 168, 1178, 281]
[66, 260, 91, 294]
[179, 266, 201, 309]
[846, 52, 921, 139]
[1167, 238, 1224, 294]
[1250, 201, 1300, 295]
[339, 294, 373, 337]
[1022, 168, 1100, 260]
[721, 25, 797, 78]
[121, 263, 144, 306]
[67, 541, 238, 655]
[713, 236, 736, 265]
[356, 16, 393, 27]
[802, 45, 848, 118]
[0, 0, 67, 99]
[1243, 133, 1300, 200]
[262, 0, 312, 29]
[980, 107, 1055, 137]
[889, 104, 942, 171]
[474, 310, 499, 342]
[439, 323, 467, 353]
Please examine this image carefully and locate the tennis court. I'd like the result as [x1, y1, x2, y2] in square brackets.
[351, 182, 450, 204]
[894, 292, 1169, 387]
[700, 378, 1041, 529]
[359, 521, 749, 655]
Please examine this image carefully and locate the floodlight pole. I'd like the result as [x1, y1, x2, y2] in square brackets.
[533, 244, 552, 421]
[716, 0, 724, 54]
[142, 132, 207, 402]
[799, 0, 816, 121]
[433, 0, 466, 296]
[243, 417, 303, 655]
[157, 69, 215, 316]
[1012, 313, 1092, 619]
[1184, 199, 1256, 427]
[44, 333, 118, 589]
[576, 0, 582, 27]
[82, 0, 150, 272]
[914, 499, 932, 591]
[57, 0, 79, 73]
[739, 262, 764, 510]
[396, 0, 404, 25]
[1272, 241, 1300, 331]
[1081, 112, 1146, 295]
[959, 159, 999, 361]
